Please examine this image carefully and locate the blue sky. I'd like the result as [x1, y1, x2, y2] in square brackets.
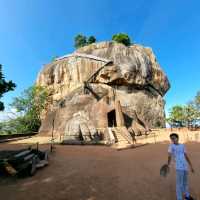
[0, 0, 200, 119]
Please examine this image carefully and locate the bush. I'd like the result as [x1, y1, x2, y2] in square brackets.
[74, 34, 97, 49]
[74, 34, 87, 49]
[87, 36, 96, 45]
[112, 33, 131, 46]
[2, 85, 50, 134]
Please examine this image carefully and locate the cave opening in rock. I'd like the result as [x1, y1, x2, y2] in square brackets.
[107, 110, 117, 127]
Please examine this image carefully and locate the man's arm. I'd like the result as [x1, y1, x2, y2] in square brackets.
[167, 153, 172, 166]
[184, 153, 194, 173]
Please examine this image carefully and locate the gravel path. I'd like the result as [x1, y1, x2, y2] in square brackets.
[0, 143, 199, 200]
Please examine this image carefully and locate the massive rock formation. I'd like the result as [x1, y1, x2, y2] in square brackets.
[36, 41, 170, 143]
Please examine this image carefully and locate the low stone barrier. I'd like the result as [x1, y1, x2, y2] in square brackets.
[136, 129, 200, 144]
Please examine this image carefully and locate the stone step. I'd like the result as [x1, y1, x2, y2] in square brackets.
[111, 127, 133, 146]
[111, 143, 133, 150]
[116, 137, 127, 141]
[116, 138, 125, 141]
[118, 142, 128, 144]
[115, 135, 126, 141]
[114, 132, 127, 140]
[116, 127, 133, 144]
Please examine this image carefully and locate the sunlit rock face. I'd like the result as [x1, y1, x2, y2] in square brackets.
[36, 41, 170, 138]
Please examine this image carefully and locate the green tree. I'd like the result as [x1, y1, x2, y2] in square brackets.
[112, 33, 131, 46]
[87, 36, 96, 44]
[167, 90, 200, 128]
[74, 34, 87, 49]
[184, 103, 198, 127]
[194, 91, 200, 113]
[168, 103, 199, 128]
[168, 105, 185, 126]
[9, 85, 49, 133]
[0, 64, 16, 110]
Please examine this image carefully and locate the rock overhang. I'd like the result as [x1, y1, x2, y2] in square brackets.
[37, 41, 170, 98]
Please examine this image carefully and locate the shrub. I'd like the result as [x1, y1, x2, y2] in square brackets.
[87, 36, 96, 44]
[112, 33, 131, 46]
[5, 85, 50, 134]
[74, 34, 87, 49]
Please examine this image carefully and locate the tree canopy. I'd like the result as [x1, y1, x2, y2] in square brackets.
[112, 33, 132, 46]
[87, 36, 96, 45]
[0, 64, 16, 110]
[0, 85, 50, 134]
[194, 91, 200, 111]
[168, 90, 200, 127]
[74, 33, 133, 48]
[169, 105, 185, 124]
[74, 34, 87, 49]
[74, 34, 96, 49]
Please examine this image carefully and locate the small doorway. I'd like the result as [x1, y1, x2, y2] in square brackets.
[107, 110, 117, 127]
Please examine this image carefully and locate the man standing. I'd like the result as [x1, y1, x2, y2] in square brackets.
[167, 133, 195, 200]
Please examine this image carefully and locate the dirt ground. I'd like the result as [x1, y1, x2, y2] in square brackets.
[0, 142, 200, 200]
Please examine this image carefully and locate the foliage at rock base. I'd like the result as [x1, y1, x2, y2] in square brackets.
[0, 85, 49, 135]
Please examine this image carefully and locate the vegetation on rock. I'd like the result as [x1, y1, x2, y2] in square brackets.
[112, 33, 131, 46]
[74, 33, 132, 48]
[74, 34, 96, 49]
[87, 36, 96, 44]
[74, 34, 87, 49]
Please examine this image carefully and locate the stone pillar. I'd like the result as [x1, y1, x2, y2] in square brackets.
[115, 100, 125, 127]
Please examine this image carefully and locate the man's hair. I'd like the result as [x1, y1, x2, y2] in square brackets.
[170, 133, 179, 139]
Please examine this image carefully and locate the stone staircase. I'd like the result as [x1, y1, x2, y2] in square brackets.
[111, 127, 134, 149]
